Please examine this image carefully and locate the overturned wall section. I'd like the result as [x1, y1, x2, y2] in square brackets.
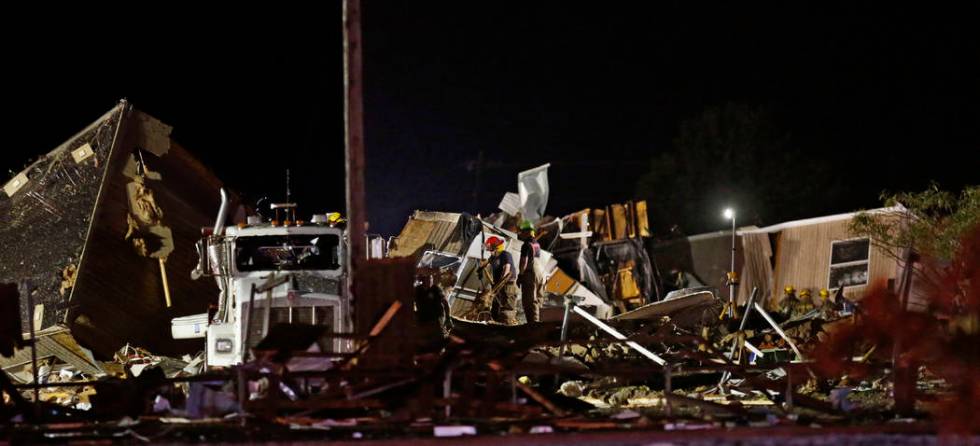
[1, 103, 234, 358]
[67, 108, 230, 358]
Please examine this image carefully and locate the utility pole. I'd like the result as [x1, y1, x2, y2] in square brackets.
[344, 0, 366, 272]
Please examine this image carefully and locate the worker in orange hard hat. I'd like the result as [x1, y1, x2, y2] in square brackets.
[485, 236, 519, 325]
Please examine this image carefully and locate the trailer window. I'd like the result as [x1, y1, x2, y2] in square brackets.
[828, 238, 870, 288]
[236, 234, 341, 271]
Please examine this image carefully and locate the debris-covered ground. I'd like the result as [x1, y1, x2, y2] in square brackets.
[3, 287, 975, 443]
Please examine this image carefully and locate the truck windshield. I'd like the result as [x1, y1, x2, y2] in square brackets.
[235, 234, 341, 272]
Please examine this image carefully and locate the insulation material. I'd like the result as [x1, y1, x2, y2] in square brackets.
[123, 158, 174, 260]
[59, 264, 77, 296]
[391, 219, 438, 258]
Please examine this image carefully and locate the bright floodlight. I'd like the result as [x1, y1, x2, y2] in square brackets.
[723, 208, 735, 220]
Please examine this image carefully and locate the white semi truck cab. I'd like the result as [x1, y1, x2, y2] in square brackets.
[173, 190, 352, 367]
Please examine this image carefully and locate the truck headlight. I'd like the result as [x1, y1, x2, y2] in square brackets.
[215, 338, 233, 353]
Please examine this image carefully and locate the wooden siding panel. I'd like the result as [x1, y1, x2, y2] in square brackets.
[772, 219, 898, 304]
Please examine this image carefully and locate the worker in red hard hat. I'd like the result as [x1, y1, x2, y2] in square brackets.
[484, 236, 519, 325]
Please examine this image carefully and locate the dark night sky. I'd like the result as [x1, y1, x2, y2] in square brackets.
[5, 4, 978, 236]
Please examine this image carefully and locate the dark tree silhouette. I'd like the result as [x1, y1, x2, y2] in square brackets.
[636, 103, 838, 235]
